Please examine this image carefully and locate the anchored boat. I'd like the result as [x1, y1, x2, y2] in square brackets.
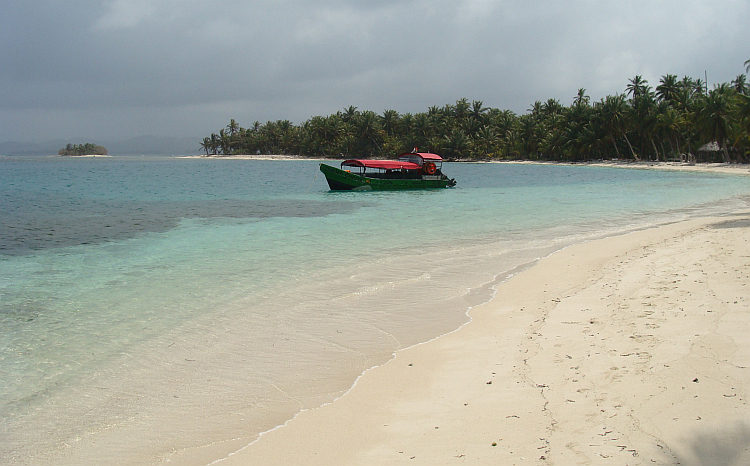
[319, 151, 456, 191]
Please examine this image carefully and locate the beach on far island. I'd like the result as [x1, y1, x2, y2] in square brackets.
[192, 153, 750, 174]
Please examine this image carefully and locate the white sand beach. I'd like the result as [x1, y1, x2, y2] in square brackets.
[509, 160, 750, 177]
[201, 208, 750, 465]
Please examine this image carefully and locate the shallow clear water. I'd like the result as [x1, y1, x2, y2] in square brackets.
[1, 156, 748, 463]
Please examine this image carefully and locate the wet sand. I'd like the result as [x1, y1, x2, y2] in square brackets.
[206, 210, 750, 465]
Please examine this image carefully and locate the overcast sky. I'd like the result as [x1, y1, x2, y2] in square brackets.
[1, 0, 748, 142]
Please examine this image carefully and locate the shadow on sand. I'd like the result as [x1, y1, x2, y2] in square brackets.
[709, 217, 750, 230]
[666, 422, 750, 466]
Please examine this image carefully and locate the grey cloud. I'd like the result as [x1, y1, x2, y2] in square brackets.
[1, 0, 748, 141]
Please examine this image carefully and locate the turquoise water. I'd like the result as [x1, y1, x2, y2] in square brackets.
[1, 156, 748, 464]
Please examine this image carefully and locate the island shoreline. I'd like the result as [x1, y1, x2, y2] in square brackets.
[185, 154, 750, 176]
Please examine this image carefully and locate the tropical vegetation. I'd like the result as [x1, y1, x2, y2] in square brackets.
[203, 66, 750, 163]
[58, 143, 108, 156]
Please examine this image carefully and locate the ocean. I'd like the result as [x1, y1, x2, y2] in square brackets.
[1, 156, 748, 464]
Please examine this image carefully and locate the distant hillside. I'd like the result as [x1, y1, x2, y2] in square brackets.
[0, 136, 202, 156]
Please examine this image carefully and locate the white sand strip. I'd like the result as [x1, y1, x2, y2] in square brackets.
[212, 212, 750, 465]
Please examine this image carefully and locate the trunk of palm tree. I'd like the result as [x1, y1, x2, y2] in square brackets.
[682, 137, 692, 162]
[623, 134, 638, 160]
[674, 137, 684, 162]
[666, 138, 675, 159]
[610, 137, 621, 158]
[650, 138, 660, 161]
[721, 141, 731, 163]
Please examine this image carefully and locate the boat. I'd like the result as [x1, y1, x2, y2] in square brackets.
[319, 151, 456, 191]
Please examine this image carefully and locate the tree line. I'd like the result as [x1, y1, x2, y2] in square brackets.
[202, 64, 750, 163]
[58, 143, 108, 156]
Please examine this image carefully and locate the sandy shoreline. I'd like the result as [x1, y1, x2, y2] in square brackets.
[96, 159, 748, 464]
[513, 160, 750, 177]
[178, 208, 750, 465]
[187, 154, 750, 177]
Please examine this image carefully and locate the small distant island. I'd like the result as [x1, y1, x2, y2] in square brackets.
[58, 143, 108, 156]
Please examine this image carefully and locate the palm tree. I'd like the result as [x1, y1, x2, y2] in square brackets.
[517, 114, 542, 159]
[573, 88, 590, 108]
[738, 93, 750, 128]
[353, 110, 385, 157]
[539, 114, 567, 160]
[226, 119, 240, 137]
[577, 116, 607, 159]
[626, 75, 649, 100]
[600, 94, 637, 159]
[745, 59, 750, 74]
[565, 98, 593, 160]
[381, 109, 400, 136]
[736, 93, 750, 159]
[200, 137, 211, 155]
[470, 100, 487, 123]
[694, 78, 708, 96]
[541, 99, 564, 116]
[732, 74, 748, 95]
[442, 128, 470, 159]
[209, 133, 220, 155]
[656, 106, 684, 160]
[341, 106, 359, 123]
[490, 109, 518, 158]
[413, 113, 431, 149]
[528, 101, 544, 119]
[697, 88, 734, 162]
[628, 93, 660, 160]
[474, 125, 499, 158]
[656, 74, 679, 103]
[453, 98, 470, 121]
[306, 115, 344, 157]
[400, 113, 414, 142]
[275, 120, 296, 154]
[218, 129, 230, 155]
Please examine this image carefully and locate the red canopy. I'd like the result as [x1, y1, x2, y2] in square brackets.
[409, 152, 443, 161]
[342, 159, 422, 170]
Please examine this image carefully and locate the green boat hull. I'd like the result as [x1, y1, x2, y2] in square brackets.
[319, 163, 455, 191]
